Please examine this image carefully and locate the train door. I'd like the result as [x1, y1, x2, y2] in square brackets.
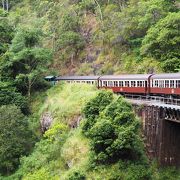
[145, 80, 148, 94]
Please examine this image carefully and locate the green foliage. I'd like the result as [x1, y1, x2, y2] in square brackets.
[0, 105, 34, 175]
[123, 162, 152, 180]
[56, 12, 85, 65]
[156, 167, 180, 180]
[0, 82, 29, 114]
[85, 160, 152, 180]
[44, 124, 68, 142]
[77, 0, 96, 13]
[40, 83, 97, 124]
[7, 83, 97, 179]
[61, 13, 79, 32]
[15, 123, 68, 179]
[23, 167, 58, 180]
[57, 31, 85, 54]
[65, 168, 86, 180]
[61, 129, 90, 169]
[82, 90, 113, 134]
[0, 9, 14, 55]
[141, 12, 180, 72]
[83, 93, 144, 164]
[1, 0, 180, 178]
[1, 27, 52, 97]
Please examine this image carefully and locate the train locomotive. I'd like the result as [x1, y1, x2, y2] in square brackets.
[54, 73, 180, 98]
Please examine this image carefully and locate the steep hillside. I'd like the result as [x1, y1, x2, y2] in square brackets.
[2, 83, 179, 180]
[1, 0, 179, 77]
[0, 0, 180, 179]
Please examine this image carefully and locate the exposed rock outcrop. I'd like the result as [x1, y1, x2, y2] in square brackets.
[40, 112, 53, 133]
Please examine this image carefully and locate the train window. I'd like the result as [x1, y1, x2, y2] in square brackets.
[114, 81, 118, 87]
[131, 81, 136, 87]
[151, 81, 153, 87]
[108, 81, 113, 87]
[103, 81, 107, 87]
[170, 80, 174, 88]
[176, 80, 180, 88]
[137, 81, 143, 87]
[159, 80, 164, 88]
[125, 81, 130, 87]
[154, 80, 158, 87]
[119, 81, 123, 87]
[165, 80, 169, 88]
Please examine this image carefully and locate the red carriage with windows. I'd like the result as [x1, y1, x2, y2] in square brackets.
[54, 73, 180, 97]
[98, 74, 153, 95]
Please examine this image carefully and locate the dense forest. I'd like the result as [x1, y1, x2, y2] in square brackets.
[0, 0, 180, 179]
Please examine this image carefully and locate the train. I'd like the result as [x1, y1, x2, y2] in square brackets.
[46, 73, 180, 97]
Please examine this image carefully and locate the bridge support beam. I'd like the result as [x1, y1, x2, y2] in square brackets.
[133, 105, 180, 167]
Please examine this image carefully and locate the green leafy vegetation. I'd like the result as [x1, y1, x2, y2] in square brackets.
[141, 12, 180, 72]
[0, 105, 34, 175]
[0, 0, 180, 179]
[1, 27, 52, 97]
[82, 91, 145, 165]
[0, 82, 29, 114]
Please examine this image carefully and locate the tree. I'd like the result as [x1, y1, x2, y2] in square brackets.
[141, 12, 180, 72]
[57, 31, 85, 66]
[83, 95, 144, 164]
[0, 82, 29, 114]
[82, 90, 113, 135]
[0, 105, 33, 175]
[1, 0, 21, 11]
[4, 28, 52, 97]
[56, 13, 85, 66]
[0, 9, 14, 55]
[1, 0, 9, 11]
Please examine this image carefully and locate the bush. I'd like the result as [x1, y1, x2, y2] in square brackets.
[118, 161, 152, 180]
[0, 105, 34, 175]
[82, 90, 113, 135]
[65, 169, 86, 180]
[0, 82, 29, 114]
[83, 95, 144, 164]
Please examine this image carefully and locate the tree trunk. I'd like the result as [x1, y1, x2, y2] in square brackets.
[28, 79, 31, 99]
[1, 0, 9, 11]
[6, 0, 9, 11]
[71, 53, 75, 67]
[94, 0, 103, 23]
[2, 0, 5, 10]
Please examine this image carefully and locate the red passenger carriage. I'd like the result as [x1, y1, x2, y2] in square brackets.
[54, 73, 180, 97]
[150, 73, 180, 97]
[98, 74, 152, 95]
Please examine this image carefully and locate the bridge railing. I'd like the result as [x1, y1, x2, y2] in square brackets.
[124, 94, 180, 106]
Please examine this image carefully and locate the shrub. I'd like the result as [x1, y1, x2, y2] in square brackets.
[82, 90, 113, 135]
[65, 169, 86, 180]
[0, 105, 34, 175]
[83, 95, 144, 164]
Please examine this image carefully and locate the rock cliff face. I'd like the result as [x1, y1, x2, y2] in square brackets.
[40, 112, 53, 132]
[69, 115, 83, 129]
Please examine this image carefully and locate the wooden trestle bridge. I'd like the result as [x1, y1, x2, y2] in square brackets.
[125, 95, 180, 167]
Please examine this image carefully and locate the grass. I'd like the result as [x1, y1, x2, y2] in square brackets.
[5, 83, 180, 180]
[40, 83, 98, 125]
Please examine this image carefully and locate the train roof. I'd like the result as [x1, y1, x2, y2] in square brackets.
[152, 73, 180, 79]
[56, 76, 99, 80]
[44, 75, 56, 80]
[99, 74, 152, 80]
